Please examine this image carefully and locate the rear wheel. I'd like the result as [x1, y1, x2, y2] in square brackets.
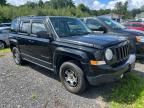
[59, 61, 86, 94]
[0, 41, 5, 49]
[12, 47, 24, 65]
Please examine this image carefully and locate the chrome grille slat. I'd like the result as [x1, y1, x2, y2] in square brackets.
[113, 43, 130, 62]
[107, 42, 130, 67]
[123, 46, 126, 57]
[122, 47, 125, 59]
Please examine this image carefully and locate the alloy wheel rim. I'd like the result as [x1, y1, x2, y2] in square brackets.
[64, 69, 78, 87]
[13, 49, 20, 64]
[0, 42, 4, 49]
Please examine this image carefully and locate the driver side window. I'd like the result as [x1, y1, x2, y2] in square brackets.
[86, 19, 102, 30]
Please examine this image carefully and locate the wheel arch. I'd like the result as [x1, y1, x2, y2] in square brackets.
[0, 40, 6, 48]
[9, 39, 18, 51]
[53, 47, 89, 74]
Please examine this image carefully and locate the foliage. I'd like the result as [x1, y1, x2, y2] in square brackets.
[0, 48, 10, 57]
[0, 0, 91, 22]
[77, 4, 90, 13]
[0, 0, 6, 6]
[131, 9, 141, 17]
[108, 73, 144, 108]
[0, 0, 144, 23]
[49, 0, 75, 9]
[113, 1, 132, 19]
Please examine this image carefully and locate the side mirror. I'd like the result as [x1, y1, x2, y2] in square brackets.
[90, 26, 107, 34]
[98, 27, 107, 33]
[37, 31, 53, 41]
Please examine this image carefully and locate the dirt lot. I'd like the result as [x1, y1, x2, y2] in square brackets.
[0, 53, 144, 108]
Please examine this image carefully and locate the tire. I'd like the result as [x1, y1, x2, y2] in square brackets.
[0, 41, 5, 49]
[12, 47, 24, 65]
[59, 61, 86, 94]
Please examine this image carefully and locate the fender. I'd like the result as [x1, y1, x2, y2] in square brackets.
[9, 38, 19, 49]
[53, 47, 90, 73]
[54, 47, 89, 63]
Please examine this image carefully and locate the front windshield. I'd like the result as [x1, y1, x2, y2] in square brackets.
[50, 17, 91, 37]
[98, 17, 126, 29]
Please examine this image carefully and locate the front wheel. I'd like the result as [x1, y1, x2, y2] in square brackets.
[0, 41, 5, 49]
[12, 47, 24, 65]
[59, 61, 87, 94]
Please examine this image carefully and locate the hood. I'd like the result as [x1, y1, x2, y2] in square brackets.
[114, 28, 144, 36]
[60, 34, 127, 49]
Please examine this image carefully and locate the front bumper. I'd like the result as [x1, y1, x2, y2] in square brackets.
[87, 54, 136, 86]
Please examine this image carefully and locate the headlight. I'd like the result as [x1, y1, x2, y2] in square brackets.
[136, 36, 144, 42]
[105, 48, 113, 61]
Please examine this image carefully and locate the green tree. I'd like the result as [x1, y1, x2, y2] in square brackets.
[38, 0, 44, 8]
[26, 1, 37, 8]
[0, 0, 6, 5]
[77, 4, 90, 13]
[140, 5, 144, 11]
[114, 1, 131, 19]
[49, 0, 75, 9]
[131, 9, 141, 17]
[114, 2, 123, 14]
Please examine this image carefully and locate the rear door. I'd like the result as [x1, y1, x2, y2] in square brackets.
[17, 20, 31, 55]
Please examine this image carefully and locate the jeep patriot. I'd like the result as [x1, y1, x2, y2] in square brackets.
[9, 16, 136, 94]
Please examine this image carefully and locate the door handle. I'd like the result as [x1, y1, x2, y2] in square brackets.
[28, 40, 34, 43]
[17, 37, 21, 39]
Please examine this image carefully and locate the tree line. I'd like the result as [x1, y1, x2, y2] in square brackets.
[0, 0, 144, 23]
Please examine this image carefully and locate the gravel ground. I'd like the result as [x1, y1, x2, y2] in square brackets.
[0, 53, 144, 108]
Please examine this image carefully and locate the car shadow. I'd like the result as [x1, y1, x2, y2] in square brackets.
[25, 62, 60, 81]
[23, 62, 144, 105]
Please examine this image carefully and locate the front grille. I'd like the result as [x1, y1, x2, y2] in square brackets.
[107, 41, 130, 67]
[113, 44, 130, 62]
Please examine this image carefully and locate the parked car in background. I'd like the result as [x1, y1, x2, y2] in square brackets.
[135, 18, 144, 24]
[124, 22, 144, 31]
[0, 28, 10, 49]
[0, 23, 11, 30]
[9, 16, 135, 94]
[0, 23, 11, 27]
[81, 17, 144, 61]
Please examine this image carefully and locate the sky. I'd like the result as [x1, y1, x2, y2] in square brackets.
[6, 0, 144, 10]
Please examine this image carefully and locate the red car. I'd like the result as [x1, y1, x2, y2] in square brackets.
[124, 22, 144, 31]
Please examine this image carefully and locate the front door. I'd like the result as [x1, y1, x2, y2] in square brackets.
[27, 20, 54, 69]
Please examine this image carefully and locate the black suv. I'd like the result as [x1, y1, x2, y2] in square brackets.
[81, 17, 144, 60]
[9, 16, 135, 94]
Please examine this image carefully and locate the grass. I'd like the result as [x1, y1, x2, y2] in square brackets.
[0, 48, 11, 57]
[0, 48, 11, 53]
[108, 72, 144, 108]
[31, 92, 38, 101]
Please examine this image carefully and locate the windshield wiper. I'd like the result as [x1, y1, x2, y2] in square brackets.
[77, 32, 91, 35]
[70, 32, 90, 36]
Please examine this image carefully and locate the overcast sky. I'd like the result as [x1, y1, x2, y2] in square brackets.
[6, 0, 144, 10]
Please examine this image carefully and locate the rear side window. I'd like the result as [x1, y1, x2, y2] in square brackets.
[132, 23, 142, 27]
[11, 19, 19, 32]
[79, 18, 84, 22]
[20, 22, 30, 34]
[31, 22, 47, 34]
[124, 23, 132, 26]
